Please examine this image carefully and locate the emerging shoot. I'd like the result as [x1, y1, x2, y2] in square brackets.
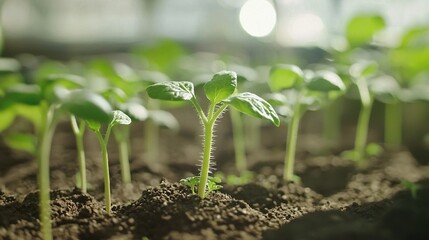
[147, 71, 279, 198]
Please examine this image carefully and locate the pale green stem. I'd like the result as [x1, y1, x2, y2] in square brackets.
[354, 77, 373, 164]
[115, 125, 131, 183]
[144, 119, 158, 163]
[95, 131, 111, 214]
[71, 116, 87, 193]
[144, 99, 160, 164]
[323, 99, 341, 147]
[284, 103, 301, 182]
[385, 102, 402, 150]
[38, 104, 57, 240]
[230, 108, 247, 173]
[95, 128, 112, 215]
[245, 117, 261, 152]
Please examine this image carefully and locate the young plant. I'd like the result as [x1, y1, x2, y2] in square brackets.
[180, 176, 222, 195]
[344, 61, 378, 165]
[1, 74, 84, 240]
[70, 115, 88, 192]
[368, 75, 402, 150]
[147, 71, 279, 198]
[269, 65, 345, 182]
[61, 89, 131, 214]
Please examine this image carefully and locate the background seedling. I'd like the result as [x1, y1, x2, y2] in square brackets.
[0, 73, 84, 240]
[147, 70, 279, 198]
[61, 89, 131, 214]
[343, 61, 378, 166]
[268, 65, 345, 182]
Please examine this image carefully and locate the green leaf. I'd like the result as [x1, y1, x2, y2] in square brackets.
[346, 14, 385, 47]
[204, 71, 237, 104]
[225, 92, 280, 126]
[87, 120, 101, 132]
[269, 65, 304, 92]
[4, 84, 42, 105]
[146, 81, 194, 101]
[307, 71, 346, 92]
[14, 104, 43, 130]
[119, 102, 148, 121]
[39, 74, 85, 102]
[4, 133, 37, 154]
[350, 62, 378, 79]
[0, 108, 15, 132]
[147, 110, 179, 131]
[369, 75, 400, 103]
[61, 90, 113, 123]
[111, 110, 131, 125]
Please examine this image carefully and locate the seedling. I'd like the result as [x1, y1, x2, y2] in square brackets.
[147, 71, 279, 198]
[0, 73, 85, 240]
[87, 110, 131, 214]
[180, 176, 222, 196]
[61, 89, 131, 214]
[343, 61, 378, 165]
[401, 180, 422, 199]
[268, 65, 345, 182]
[368, 74, 402, 150]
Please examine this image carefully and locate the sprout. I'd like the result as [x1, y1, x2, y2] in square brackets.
[147, 71, 279, 198]
[268, 65, 345, 182]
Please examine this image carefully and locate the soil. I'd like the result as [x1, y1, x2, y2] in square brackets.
[1, 120, 429, 240]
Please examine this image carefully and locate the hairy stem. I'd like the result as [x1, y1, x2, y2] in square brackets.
[71, 116, 87, 193]
[284, 103, 301, 182]
[230, 108, 247, 173]
[95, 130, 111, 214]
[385, 102, 402, 149]
[197, 120, 215, 198]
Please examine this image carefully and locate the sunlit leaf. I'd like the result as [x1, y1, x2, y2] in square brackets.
[148, 110, 179, 131]
[204, 71, 237, 104]
[350, 62, 378, 79]
[40, 74, 85, 102]
[346, 14, 385, 47]
[61, 90, 113, 123]
[146, 81, 194, 101]
[4, 84, 42, 105]
[4, 133, 37, 154]
[225, 92, 280, 126]
[112, 110, 131, 125]
[269, 65, 304, 92]
[307, 71, 346, 92]
[0, 108, 15, 132]
[369, 75, 400, 103]
[120, 101, 148, 121]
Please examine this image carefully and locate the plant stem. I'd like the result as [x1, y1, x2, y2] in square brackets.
[144, 99, 160, 165]
[95, 130, 111, 214]
[71, 116, 87, 193]
[385, 102, 402, 150]
[197, 120, 215, 198]
[245, 117, 261, 152]
[115, 126, 131, 183]
[284, 103, 301, 182]
[38, 104, 57, 240]
[323, 99, 341, 148]
[354, 77, 373, 164]
[196, 103, 228, 198]
[230, 108, 247, 173]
